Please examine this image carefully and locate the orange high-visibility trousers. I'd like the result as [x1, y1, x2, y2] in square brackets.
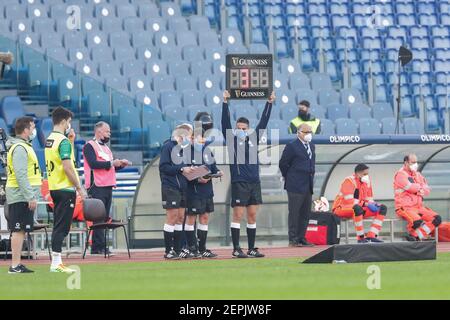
[396, 206, 437, 239]
[334, 206, 385, 238]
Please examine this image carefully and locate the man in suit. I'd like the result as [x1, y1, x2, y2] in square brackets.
[279, 123, 316, 247]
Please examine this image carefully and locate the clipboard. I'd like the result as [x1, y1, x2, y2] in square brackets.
[184, 165, 211, 181]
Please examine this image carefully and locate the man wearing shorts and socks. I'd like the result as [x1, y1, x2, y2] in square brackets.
[185, 116, 223, 258]
[5, 117, 41, 274]
[222, 90, 275, 258]
[45, 107, 87, 273]
[159, 124, 197, 259]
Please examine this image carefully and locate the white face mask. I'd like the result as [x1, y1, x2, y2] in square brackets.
[360, 175, 370, 185]
[409, 163, 418, 172]
[29, 128, 37, 141]
[65, 122, 71, 136]
[304, 133, 312, 143]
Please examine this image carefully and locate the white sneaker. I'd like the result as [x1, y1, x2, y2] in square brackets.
[50, 264, 76, 274]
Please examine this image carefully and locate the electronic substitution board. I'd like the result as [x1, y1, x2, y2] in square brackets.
[226, 54, 273, 100]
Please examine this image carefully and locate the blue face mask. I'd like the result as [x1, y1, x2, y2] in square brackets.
[235, 129, 247, 140]
[180, 136, 191, 148]
[194, 141, 204, 152]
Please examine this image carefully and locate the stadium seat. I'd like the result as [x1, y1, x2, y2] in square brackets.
[327, 104, 349, 122]
[403, 118, 424, 134]
[358, 118, 381, 135]
[147, 120, 171, 150]
[118, 106, 144, 148]
[381, 117, 402, 134]
[319, 89, 339, 107]
[0, 96, 25, 128]
[350, 103, 371, 121]
[318, 118, 335, 136]
[335, 118, 358, 135]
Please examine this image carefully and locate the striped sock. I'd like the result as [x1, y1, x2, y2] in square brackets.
[163, 224, 174, 253]
[231, 222, 240, 250]
[247, 223, 256, 250]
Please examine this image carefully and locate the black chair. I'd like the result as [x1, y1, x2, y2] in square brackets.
[3, 202, 51, 260]
[82, 198, 131, 259]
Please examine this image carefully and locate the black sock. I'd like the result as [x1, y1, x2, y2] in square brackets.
[163, 231, 173, 253]
[185, 230, 197, 249]
[247, 225, 256, 250]
[231, 223, 240, 250]
[173, 230, 183, 253]
[197, 229, 208, 252]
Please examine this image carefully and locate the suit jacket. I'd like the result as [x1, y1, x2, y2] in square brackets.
[279, 138, 316, 194]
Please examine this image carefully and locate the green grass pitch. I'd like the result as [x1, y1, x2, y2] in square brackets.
[1, 253, 450, 300]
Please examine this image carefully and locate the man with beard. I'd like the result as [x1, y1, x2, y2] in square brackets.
[288, 100, 321, 134]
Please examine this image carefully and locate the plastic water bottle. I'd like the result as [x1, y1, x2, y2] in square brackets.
[333, 260, 347, 264]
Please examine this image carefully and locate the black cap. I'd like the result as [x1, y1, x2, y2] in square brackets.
[193, 112, 213, 135]
[298, 100, 310, 108]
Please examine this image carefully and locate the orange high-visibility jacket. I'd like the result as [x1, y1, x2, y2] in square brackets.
[394, 167, 430, 209]
[332, 174, 374, 211]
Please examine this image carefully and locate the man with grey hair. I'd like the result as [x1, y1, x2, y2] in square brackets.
[82, 121, 131, 255]
[279, 123, 316, 247]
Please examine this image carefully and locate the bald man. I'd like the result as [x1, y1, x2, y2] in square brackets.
[279, 124, 316, 247]
[82, 122, 131, 255]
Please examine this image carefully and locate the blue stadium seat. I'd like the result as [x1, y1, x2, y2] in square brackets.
[129, 76, 151, 93]
[117, 4, 137, 19]
[165, 104, 188, 121]
[153, 75, 175, 92]
[182, 45, 204, 62]
[350, 103, 371, 121]
[159, 46, 182, 61]
[160, 91, 182, 109]
[318, 118, 335, 136]
[111, 92, 135, 114]
[57, 76, 80, 109]
[310, 73, 333, 91]
[188, 105, 209, 121]
[160, 2, 182, 18]
[176, 75, 198, 91]
[101, 17, 123, 33]
[118, 106, 144, 148]
[110, 31, 131, 48]
[142, 104, 163, 123]
[358, 118, 381, 135]
[319, 89, 339, 107]
[176, 30, 198, 47]
[277, 92, 296, 108]
[38, 117, 53, 147]
[146, 60, 168, 76]
[289, 73, 310, 90]
[183, 90, 205, 107]
[154, 31, 176, 48]
[310, 105, 326, 119]
[138, 3, 160, 18]
[426, 109, 440, 133]
[82, 76, 105, 96]
[296, 89, 317, 105]
[340, 89, 363, 106]
[98, 61, 120, 78]
[335, 118, 358, 135]
[199, 31, 221, 47]
[91, 46, 113, 62]
[113, 45, 135, 61]
[168, 61, 190, 76]
[205, 90, 222, 108]
[147, 120, 171, 150]
[46, 47, 67, 63]
[327, 104, 349, 121]
[87, 91, 110, 119]
[372, 102, 393, 121]
[168, 17, 189, 32]
[403, 118, 424, 134]
[189, 15, 210, 33]
[233, 105, 258, 121]
[123, 17, 144, 33]
[0, 96, 25, 128]
[381, 117, 402, 134]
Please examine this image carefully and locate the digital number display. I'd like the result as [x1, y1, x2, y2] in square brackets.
[226, 54, 273, 100]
